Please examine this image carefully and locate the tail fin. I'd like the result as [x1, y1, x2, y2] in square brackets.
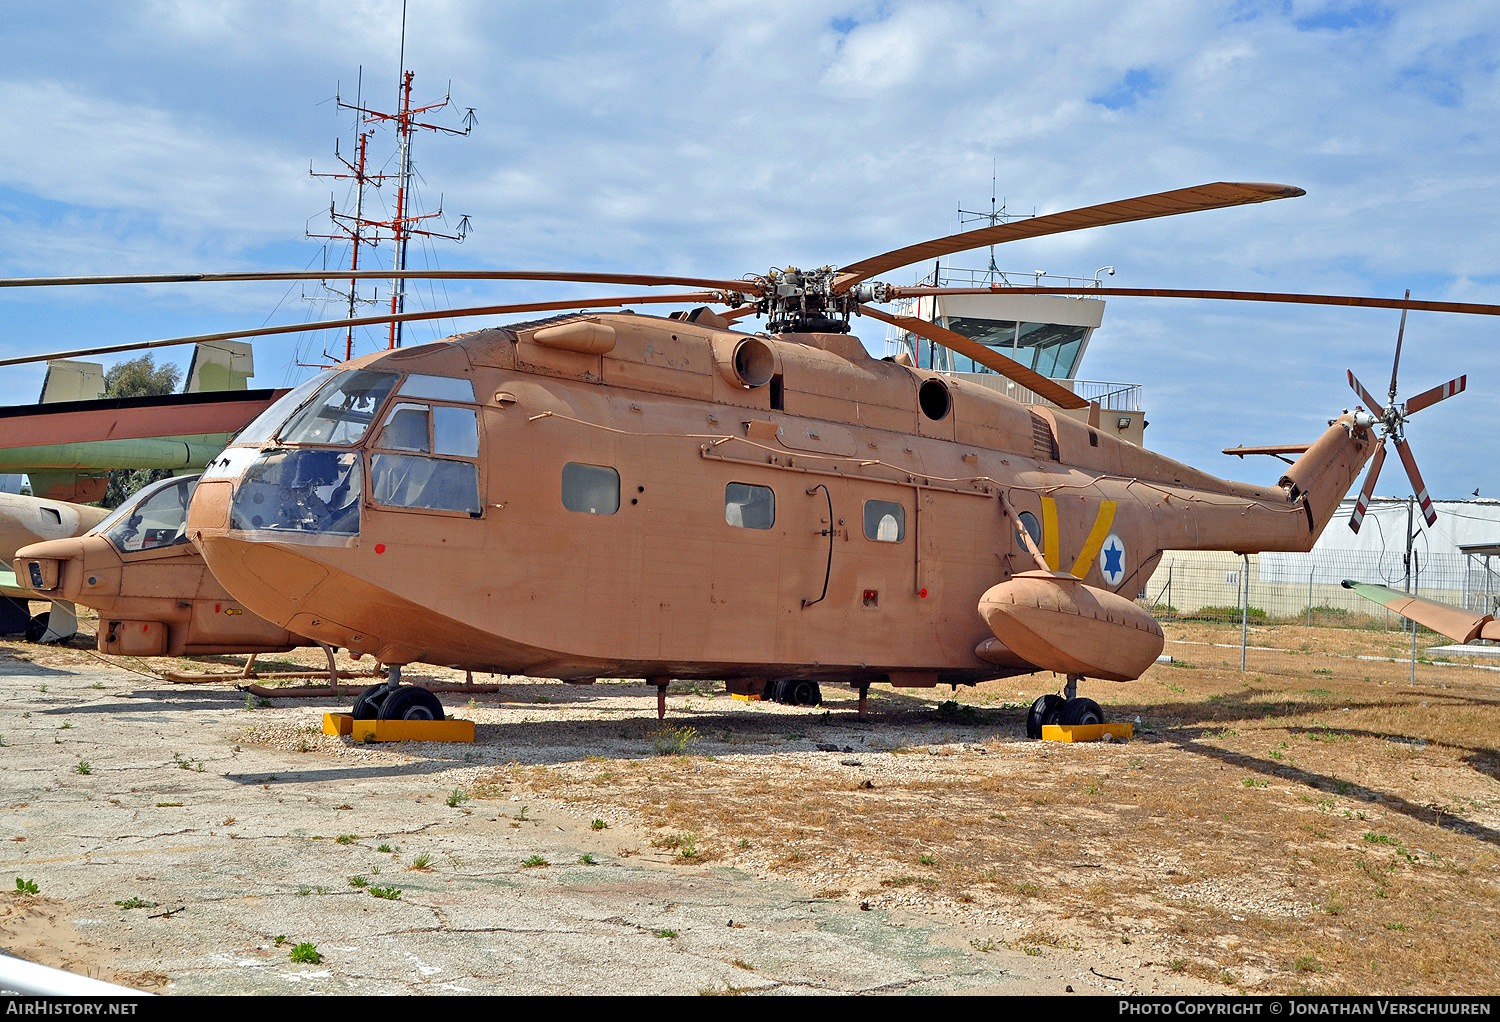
[1276, 413, 1378, 547]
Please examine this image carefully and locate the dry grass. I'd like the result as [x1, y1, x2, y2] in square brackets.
[471, 621, 1500, 995]
[22, 609, 1500, 993]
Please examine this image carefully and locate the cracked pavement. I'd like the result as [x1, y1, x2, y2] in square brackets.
[0, 655, 1094, 996]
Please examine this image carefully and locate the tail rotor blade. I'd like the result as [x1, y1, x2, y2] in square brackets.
[1346, 370, 1386, 419]
[1404, 375, 1466, 415]
[1348, 442, 1387, 533]
[1394, 437, 1438, 527]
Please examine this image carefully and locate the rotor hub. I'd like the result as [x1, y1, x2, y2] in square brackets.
[752, 268, 890, 333]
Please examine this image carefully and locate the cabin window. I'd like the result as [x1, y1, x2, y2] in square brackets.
[561, 463, 620, 515]
[279, 369, 398, 447]
[863, 499, 905, 543]
[725, 483, 775, 530]
[1017, 511, 1042, 550]
[105, 476, 197, 553]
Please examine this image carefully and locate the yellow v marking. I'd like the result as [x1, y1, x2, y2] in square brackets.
[1070, 500, 1117, 578]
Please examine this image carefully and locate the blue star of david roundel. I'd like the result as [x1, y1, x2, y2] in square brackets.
[1099, 534, 1127, 587]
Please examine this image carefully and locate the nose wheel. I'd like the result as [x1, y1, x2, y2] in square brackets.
[351, 666, 446, 721]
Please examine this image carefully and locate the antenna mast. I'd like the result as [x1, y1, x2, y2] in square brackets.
[308, 11, 475, 357]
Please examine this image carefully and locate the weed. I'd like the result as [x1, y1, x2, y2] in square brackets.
[335, 834, 356, 845]
[378, 844, 393, 853]
[15, 878, 39, 895]
[74, 760, 91, 775]
[1293, 955, 1322, 974]
[590, 819, 607, 831]
[919, 853, 936, 866]
[446, 788, 470, 808]
[1169, 958, 1188, 973]
[114, 897, 155, 909]
[515, 805, 529, 820]
[348, 875, 370, 888]
[934, 700, 978, 722]
[1242, 777, 1268, 788]
[521, 855, 548, 868]
[411, 852, 432, 870]
[273, 935, 288, 946]
[1385, 922, 1409, 931]
[58, 722, 71, 729]
[368, 886, 402, 900]
[969, 937, 999, 953]
[580, 853, 597, 865]
[1363, 832, 1400, 846]
[289, 943, 322, 964]
[648, 723, 699, 756]
[655, 929, 678, 939]
[1023, 946, 1042, 957]
[732, 958, 755, 970]
[172, 753, 204, 772]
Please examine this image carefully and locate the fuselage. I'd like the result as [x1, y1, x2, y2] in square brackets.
[182, 312, 1374, 686]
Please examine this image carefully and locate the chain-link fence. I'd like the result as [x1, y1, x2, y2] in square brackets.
[1141, 549, 1500, 629]
[1141, 550, 1500, 689]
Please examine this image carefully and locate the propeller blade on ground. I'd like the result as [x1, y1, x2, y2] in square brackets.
[1394, 437, 1438, 527]
[882, 286, 1500, 318]
[1347, 369, 1386, 418]
[835, 182, 1304, 291]
[0, 292, 723, 369]
[1404, 375, 1467, 415]
[0, 269, 757, 294]
[858, 305, 1089, 410]
[1348, 442, 1388, 533]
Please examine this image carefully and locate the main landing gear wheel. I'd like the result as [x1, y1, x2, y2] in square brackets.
[377, 686, 445, 722]
[1058, 697, 1104, 727]
[1026, 694, 1066, 739]
[773, 679, 822, 706]
[24, 613, 53, 644]
[351, 683, 390, 720]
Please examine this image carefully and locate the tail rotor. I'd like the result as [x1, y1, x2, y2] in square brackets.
[1345, 291, 1465, 533]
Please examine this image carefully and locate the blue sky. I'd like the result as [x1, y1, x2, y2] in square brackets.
[1, 0, 1496, 501]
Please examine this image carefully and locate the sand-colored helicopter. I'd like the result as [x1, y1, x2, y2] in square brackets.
[8, 182, 1493, 731]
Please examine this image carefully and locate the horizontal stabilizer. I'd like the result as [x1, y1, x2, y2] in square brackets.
[1223, 443, 1312, 458]
[1341, 580, 1500, 644]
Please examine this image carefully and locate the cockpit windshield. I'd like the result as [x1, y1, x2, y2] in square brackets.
[97, 475, 199, 554]
[231, 448, 362, 535]
[278, 370, 398, 446]
[232, 370, 336, 447]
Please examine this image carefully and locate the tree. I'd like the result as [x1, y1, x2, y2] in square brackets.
[101, 355, 181, 508]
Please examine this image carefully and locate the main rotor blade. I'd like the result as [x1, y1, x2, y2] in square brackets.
[719, 304, 760, 323]
[0, 292, 721, 369]
[858, 305, 1089, 410]
[1347, 369, 1386, 419]
[1348, 442, 1388, 533]
[0, 268, 758, 294]
[1404, 374, 1466, 415]
[1394, 437, 1438, 527]
[884, 286, 1500, 318]
[835, 182, 1304, 292]
[1389, 289, 1410, 403]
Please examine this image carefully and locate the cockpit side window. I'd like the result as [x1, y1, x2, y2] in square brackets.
[369, 398, 482, 516]
[106, 476, 198, 553]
